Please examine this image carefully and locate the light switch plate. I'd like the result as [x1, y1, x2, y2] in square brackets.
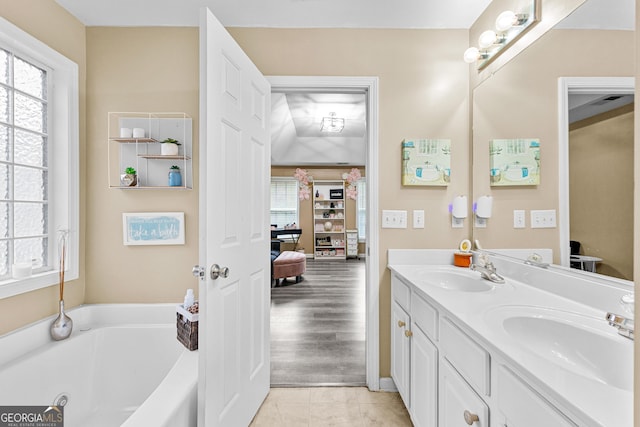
[530, 209, 556, 228]
[513, 210, 525, 228]
[413, 210, 425, 228]
[382, 210, 408, 228]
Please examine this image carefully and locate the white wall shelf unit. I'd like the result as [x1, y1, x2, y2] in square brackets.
[108, 112, 193, 189]
[313, 180, 346, 260]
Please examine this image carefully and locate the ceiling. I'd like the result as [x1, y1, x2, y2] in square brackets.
[54, 0, 634, 166]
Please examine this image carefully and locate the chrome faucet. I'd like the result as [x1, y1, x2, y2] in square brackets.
[606, 312, 634, 340]
[469, 254, 505, 284]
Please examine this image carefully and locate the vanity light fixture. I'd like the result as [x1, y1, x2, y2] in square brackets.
[463, 0, 539, 70]
[320, 112, 345, 133]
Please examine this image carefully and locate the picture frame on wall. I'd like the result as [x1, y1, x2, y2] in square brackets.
[401, 138, 451, 186]
[489, 138, 541, 186]
[122, 212, 185, 245]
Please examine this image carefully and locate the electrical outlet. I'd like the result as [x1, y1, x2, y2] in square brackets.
[413, 210, 425, 228]
[382, 210, 408, 228]
[474, 215, 487, 228]
[513, 210, 525, 228]
[530, 209, 556, 228]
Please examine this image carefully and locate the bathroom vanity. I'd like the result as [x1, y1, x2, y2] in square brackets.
[388, 250, 633, 427]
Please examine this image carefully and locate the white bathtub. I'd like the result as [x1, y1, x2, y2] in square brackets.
[0, 304, 197, 427]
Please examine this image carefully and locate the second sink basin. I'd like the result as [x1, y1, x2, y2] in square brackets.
[485, 305, 633, 391]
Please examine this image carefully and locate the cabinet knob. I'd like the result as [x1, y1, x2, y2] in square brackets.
[463, 410, 479, 425]
[404, 330, 413, 337]
[397, 320, 406, 328]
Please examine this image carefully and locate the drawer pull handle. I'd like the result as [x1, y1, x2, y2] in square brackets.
[404, 330, 413, 337]
[397, 320, 406, 328]
[463, 410, 479, 425]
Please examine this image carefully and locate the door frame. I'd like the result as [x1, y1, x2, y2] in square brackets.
[268, 75, 380, 390]
[557, 76, 634, 267]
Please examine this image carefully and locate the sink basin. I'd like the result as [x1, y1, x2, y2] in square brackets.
[414, 270, 494, 292]
[485, 306, 633, 391]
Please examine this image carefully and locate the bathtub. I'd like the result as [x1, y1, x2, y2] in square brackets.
[0, 304, 197, 427]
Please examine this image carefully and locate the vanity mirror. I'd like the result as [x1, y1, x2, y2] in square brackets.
[471, 0, 635, 281]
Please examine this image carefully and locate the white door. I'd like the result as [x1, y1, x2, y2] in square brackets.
[198, 7, 271, 427]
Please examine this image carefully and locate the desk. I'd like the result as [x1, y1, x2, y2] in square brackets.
[271, 228, 302, 251]
[570, 255, 602, 272]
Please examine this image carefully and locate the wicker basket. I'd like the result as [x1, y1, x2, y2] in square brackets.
[176, 304, 198, 351]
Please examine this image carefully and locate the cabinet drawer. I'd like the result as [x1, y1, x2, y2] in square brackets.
[412, 292, 438, 341]
[439, 359, 489, 427]
[392, 275, 411, 311]
[497, 365, 577, 427]
[440, 317, 490, 396]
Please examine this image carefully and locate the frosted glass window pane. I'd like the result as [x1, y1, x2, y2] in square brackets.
[0, 49, 8, 85]
[0, 85, 9, 123]
[0, 202, 8, 238]
[14, 202, 46, 237]
[0, 165, 8, 201]
[0, 125, 9, 162]
[14, 166, 46, 201]
[14, 56, 46, 99]
[15, 129, 46, 167]
[14, 93, 45, 133]
[14, 237, 46, 266]
[0, 240, 7, 276]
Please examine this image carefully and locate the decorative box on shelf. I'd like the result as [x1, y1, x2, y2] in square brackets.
[176, 303, 198, 351]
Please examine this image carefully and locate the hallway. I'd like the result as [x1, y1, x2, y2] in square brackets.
[270, 259, 366, 386]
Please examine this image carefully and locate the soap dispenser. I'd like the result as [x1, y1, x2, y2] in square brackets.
[183, 289, 195, 309]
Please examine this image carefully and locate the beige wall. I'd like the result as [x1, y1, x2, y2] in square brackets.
[472, 29, 634, 261]
[84, 27, 200, 303]
[271, 166, 365, 255]
[0, 1, 86, 335]
[569, 106, 634, 280]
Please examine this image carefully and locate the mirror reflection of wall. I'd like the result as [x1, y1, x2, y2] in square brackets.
[471, 0, 634, 280]
[569, 98, 634, 279]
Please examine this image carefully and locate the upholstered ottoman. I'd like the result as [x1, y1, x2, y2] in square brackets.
[272, 251, 306, 286]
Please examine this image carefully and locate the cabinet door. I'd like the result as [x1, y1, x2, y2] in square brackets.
[391, 301, 411, 408]
[410, 325, 438, 427]
[497, 365, 577, 427]
[439, 359, 488, 426]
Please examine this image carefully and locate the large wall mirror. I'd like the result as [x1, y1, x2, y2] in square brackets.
[471, 0, 635, 281]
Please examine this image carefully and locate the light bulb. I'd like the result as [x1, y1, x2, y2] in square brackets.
[463, 47, 480, 64]
[495, 10, 517, 32]
[478, 30, 498, 49]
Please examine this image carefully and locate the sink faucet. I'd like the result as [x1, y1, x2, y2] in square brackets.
[605, 312, 634, 340]
[469, 254, 505, 284]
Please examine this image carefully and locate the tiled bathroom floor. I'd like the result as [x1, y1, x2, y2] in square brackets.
[250, 387, 413, 426]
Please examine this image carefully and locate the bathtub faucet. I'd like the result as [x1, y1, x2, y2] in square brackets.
[469, 254, 505, 284]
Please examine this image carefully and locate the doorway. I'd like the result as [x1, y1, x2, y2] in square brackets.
[268, 76, 380, 389]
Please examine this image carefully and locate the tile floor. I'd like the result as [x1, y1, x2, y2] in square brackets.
[250, 387, 413, 426]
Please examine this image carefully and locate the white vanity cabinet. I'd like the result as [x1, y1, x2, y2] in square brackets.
[391, 275, 439, 427]
[390, 270, 583, 427]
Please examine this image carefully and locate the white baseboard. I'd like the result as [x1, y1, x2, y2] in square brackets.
[379, 377, 397, 392]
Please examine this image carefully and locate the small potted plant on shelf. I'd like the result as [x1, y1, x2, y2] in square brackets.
[160, 138, 181, 156]
[168, 165, 182, 187]
[121, 166, 137, 187]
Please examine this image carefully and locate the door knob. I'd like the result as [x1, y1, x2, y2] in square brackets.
[464, 410, 479, 425]
[210, 264, 230, 280]
[192, 265, 205, 279]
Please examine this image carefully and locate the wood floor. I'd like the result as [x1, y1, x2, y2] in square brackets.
[270, 258, 366, 386]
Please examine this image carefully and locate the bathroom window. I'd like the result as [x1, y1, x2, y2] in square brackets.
[270, 178, 299, 228]
[0, 18, 79, 299]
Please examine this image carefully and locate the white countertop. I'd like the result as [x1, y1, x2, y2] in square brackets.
[388, 259, 633, 427]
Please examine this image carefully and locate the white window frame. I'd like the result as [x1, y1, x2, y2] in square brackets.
[0, 17, 79, 299]
[270, 177, 299, 228]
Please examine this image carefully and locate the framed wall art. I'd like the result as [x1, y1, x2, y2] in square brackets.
[401, 138, 451, 186]
[489, 138, 540, 186]
[122, 212, 185, 245]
